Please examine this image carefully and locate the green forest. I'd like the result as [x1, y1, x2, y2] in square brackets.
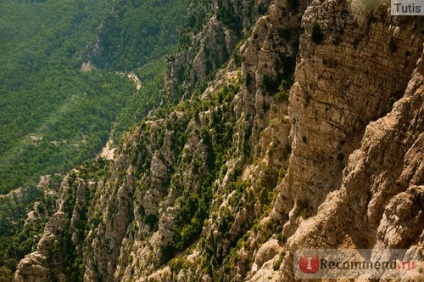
[0, 0, 188, 279]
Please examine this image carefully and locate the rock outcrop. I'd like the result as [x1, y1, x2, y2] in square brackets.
[15, 0, 424, 281]
[277, 45, 424, 280]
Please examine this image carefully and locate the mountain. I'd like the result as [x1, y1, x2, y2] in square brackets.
[11, 0, 424, 281]
[0, 0, 188, 280]
[0, 0, 188, 194]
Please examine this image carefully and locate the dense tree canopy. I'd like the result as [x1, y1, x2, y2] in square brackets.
[0, 0, 189, 279]
[0, 0, 188, 194]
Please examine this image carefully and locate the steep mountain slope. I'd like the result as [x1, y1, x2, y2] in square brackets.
[0, 0, 189, 195]
[0, 0, 134, 194]
[14, 0, 424, 281]
[0, 0, 188, 280]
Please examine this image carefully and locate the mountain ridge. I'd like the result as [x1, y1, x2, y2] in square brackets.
[14, 0, 424, 281]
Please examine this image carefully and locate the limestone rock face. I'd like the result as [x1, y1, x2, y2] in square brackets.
[274, 0, 423, 229]
[15, 0, 424, 281]
[254, 239, 280, 269]
[15, 204, 68, 282]
[15, 168, 101, 282]
[165, 0, 270, 103]
[14, 253, 49, 282]
[277, 46, 424, 280]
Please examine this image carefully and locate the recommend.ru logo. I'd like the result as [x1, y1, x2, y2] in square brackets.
[294, 249, 423, 280]
[299, 255, 320, 273]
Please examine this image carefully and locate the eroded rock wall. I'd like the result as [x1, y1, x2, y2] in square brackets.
[15, 0, 424, 281]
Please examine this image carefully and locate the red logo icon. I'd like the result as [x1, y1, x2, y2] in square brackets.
[299, 255, 319, 273]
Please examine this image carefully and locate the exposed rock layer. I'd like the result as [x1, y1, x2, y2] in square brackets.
[15, 0, 424, 281]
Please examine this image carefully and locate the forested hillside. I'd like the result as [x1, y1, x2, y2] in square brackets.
[0, 0, 188, 279]
[6, 0, 424, 281]
[0, 0, 188, 194]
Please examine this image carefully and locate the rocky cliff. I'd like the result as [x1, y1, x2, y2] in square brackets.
[15, 0, 424, 281]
